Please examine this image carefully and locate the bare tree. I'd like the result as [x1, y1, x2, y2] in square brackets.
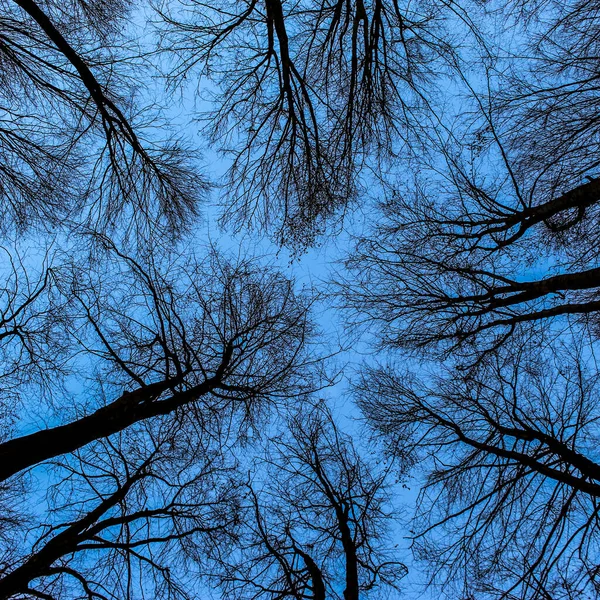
[340, 72, 600, 358]
[0, 0, 207, 238]
[356, 338, 600, 599]
[0, 231, 324, 480]
[0, 233, 331, 598]
[337, 1, 600, 595]
[488, 0, 600, 212]
[0, 418, 242, 599]
[211, 404, 406, 600]
[154, 0, 459, 246]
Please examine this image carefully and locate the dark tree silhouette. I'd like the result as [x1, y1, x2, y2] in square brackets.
[0, 422, 241, 599]
[211, 404, 406, 600]
[339, 1, 600, 596]
[11, 0, 600, 596]
[0, 0, 207, 237]
[356, 339, 600, 599]
[0, 237, 323, 483]
[340, 93, 600, 357]
[491, 0, 600, 215]
[0, 246, 69, 411]
[154, 0, 457, 246]
[0, 232, 329, 599]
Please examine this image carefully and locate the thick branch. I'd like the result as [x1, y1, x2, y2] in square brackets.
[12, 0, 142, 147]
[0, 343, 233, 482]
[427, 408, 600, 497]
[0, 470, 142, 599]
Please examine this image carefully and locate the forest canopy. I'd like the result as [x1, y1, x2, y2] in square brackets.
[1, 0, 600, 598]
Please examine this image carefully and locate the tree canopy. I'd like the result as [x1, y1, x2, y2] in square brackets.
[2, 0, 600, 598]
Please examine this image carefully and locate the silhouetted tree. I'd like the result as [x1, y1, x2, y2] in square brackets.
[341, 109, 600, 358]
[339, 0, 600, 354]
[0, 234, 328, 598]
[0, 0, 207, 237]
[0, 427, 240, 599]
[0, 236, 323, 483]
[212, 404, 406, 600]
[491, 0, 600, 213]
[339, 1, 600, 596]
[356, 338, 600, 598]
[155, 0, 458, 246]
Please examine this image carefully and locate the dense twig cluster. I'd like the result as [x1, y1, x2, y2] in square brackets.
[211, 405, 405, 600]
[155, 0, 452, 245]
[1, 0, 207, 238]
